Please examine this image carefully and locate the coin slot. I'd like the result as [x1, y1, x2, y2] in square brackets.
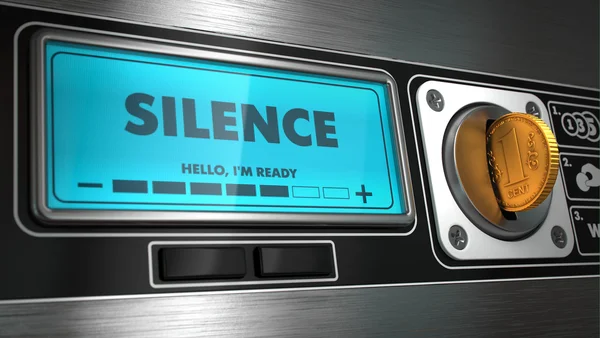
[500, 209, 517, 221]
[443, 104, 551, 241]
[486, 119, 495, 132]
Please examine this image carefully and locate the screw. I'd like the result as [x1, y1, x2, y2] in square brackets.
[551, 226, 567, 248]
[526, 102, 541, 118]
[449, 225, 468, 250]
[426, 89, 444, 112]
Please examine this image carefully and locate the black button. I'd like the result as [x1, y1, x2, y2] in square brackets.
[159, 247, 246, 281]
[256, 245, 334, 278]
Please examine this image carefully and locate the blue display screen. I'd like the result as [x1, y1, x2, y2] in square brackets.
[44, 40, 407, 215]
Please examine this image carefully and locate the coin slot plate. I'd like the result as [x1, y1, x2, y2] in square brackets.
[415, 80, 574, 260]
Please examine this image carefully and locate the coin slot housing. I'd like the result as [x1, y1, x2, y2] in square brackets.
[415, 79, 574, 261]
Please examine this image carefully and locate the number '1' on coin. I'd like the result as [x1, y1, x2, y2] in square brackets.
[485, 113, 559, 212]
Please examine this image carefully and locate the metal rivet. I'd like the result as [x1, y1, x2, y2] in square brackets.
[551, 226, 567, 248]
[426, 89, 444, 112]
[449, 225, 467, 250]
[526, 101, 541, 118]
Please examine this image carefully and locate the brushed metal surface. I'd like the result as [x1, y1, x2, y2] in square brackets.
[1, 0, 599, 337]
[0, 279, 598, 337]
[6, 0, 600, 88]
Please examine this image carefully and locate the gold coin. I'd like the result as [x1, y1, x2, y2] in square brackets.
[485, 113, 559, 212]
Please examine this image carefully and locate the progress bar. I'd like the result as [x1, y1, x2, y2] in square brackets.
[80, 180, 362, 200]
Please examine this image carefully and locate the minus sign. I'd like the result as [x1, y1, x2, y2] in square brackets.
[78, 182, 103, 188]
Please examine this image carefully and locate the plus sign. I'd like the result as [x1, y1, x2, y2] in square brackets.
[355, 184, 373, 203]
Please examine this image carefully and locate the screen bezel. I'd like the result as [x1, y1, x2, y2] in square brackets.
[30, 28, 415, 226]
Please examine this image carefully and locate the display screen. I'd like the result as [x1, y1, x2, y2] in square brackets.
[38, 36, 409, 221]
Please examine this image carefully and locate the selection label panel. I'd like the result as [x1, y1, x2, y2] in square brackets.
[37, 35, 409, 217]
[548, 102, 600, 151]
[570, 206, 600, 255]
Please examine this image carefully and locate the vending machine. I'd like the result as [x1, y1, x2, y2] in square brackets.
[0, 1, 597, 336]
